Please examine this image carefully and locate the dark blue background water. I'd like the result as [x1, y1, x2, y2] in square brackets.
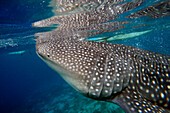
[0, 0, 170, 113]
[0, 48, 64, 113]
[0, 0, 53, 24]
[0, 0, 65, 113]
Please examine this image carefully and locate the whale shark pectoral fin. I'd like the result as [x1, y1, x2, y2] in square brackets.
[109, 88, 169, 113]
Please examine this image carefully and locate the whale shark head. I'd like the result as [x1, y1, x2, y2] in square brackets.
[36, 38, 132, 99]
[36, 39, 90, 96]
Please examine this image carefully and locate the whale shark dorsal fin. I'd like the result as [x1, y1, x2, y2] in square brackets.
[110, 88, 169, 113]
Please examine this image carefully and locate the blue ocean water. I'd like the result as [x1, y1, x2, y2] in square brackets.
[0, 0, 169, 113]
[0, 0, 61, 113]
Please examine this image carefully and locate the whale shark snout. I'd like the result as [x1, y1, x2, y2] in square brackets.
[36, 40, 90, 96]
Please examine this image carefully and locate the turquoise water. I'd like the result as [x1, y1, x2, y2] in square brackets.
[0, 0, 169, 113]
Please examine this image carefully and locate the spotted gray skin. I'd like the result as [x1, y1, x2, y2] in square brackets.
[127, 0, 170, 19]
[33, 0, 144, 27]
[34, 0, 170, 113]
[36, 37, 170, 113]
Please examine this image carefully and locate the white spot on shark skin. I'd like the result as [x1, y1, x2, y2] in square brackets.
[8, 50, 26, 55]
[160, 93, 165, 99]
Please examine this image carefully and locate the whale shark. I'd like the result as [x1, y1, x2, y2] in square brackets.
[36, 37, 170, 113]
[33, 0, 170, 112]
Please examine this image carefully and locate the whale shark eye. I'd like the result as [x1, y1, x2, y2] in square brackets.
[47, 55, 50, 57]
